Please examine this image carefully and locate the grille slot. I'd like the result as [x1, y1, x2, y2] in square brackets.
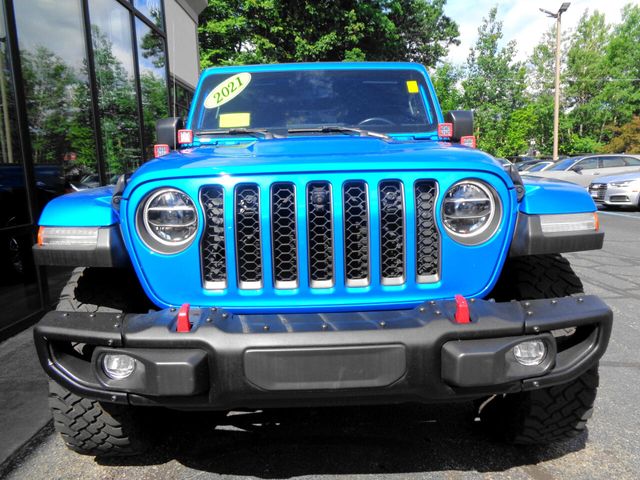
[415, 181, 439, 282]
[379, 180, 405, 284]
[307, 182, 334, 288]
[201, 186, 227, 289]
[271, 183, 298, 288]
[343, 181, 369, 286]
[235, 184, 263, 288]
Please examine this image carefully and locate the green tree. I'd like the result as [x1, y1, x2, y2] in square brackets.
[431, 61, 462, 112]
[602, 116, 640, 153]
[461, 6, 526, 155]
[198, 0, 459, 67]
[564, 10, 609, 143]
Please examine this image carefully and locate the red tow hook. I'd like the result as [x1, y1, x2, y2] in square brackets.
[176, 303, 191, 332]
[454, 294, 470, 324]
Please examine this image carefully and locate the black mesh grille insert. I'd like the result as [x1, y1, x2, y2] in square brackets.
[271, 183, 298, 286]
[201, 186, 227, 287]
[235, 184, 262, 286]
[415, 181, 439, 280]
[307, 182, 333, 286]
[343, 181, 369, 285]
[379, 181, 405, 282]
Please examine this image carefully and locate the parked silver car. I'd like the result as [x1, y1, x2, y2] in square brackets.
[524, 154, 640, 187]
[589, 171, 640, 209]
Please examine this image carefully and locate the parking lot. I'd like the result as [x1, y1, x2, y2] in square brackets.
[2, 210, 639, 480]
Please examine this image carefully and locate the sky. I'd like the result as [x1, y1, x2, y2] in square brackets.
[443, 0, 635, 64]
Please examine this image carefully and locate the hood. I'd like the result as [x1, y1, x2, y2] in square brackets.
[591, 171, 640, 184]
[125, 136, 511, 195]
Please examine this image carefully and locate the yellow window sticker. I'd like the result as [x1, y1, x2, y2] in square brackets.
[219, 112, 251, 128]
[204, 72, 252, 109]
[406, 80, 419, 94]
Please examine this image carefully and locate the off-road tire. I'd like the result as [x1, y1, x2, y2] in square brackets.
[49, 267, 154, 456]
[482, 254, 599, 444]
[49, 381, 148, 456]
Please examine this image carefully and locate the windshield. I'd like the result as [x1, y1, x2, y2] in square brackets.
[527, 162, 550, 172]
[546, 158, 579, 171]
[191, 69, 438, 137]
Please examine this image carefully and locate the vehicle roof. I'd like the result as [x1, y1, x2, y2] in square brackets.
[200, 62, 428, 78]
[592, 171, 640, 183]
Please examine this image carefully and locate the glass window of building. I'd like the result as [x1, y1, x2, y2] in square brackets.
[13, 0, 98, 195]
[135, 18, 168, 160]
[0, 1, 41, 333]
[89, 0, 142, 178]
[134, 0, 164, 29]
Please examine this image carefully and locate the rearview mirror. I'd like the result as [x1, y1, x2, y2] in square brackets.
[444, 110, 474, 141]
[156, 117, 184, 150]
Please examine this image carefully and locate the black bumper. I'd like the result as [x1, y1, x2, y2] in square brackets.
[33, 295, 612, 409]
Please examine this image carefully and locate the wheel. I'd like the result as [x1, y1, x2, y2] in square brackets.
[481, 254, 599, 444]
[49, 267, 155, 456]
[357, 116, 394, 126]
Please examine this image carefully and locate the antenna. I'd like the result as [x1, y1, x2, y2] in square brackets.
[172, 18, 177, 117]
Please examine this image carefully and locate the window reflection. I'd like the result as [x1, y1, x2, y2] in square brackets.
[14, 0, 97, 195]
[89, 0, 142, 178]
[134, 0, 164, 29]
[136, 18, 168, 160]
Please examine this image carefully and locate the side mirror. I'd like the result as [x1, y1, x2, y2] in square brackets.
[444, 110, 474, 141]
[571, 165, 583, 174]
[156, 117, 184, 150]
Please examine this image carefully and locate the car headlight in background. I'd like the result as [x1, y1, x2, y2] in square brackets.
[137, 188, 198, 253]
[441, 180, 502, 245]
[609, 180, 639, 188]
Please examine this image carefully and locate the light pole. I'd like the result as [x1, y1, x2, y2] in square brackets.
[540, 2, 570, 161]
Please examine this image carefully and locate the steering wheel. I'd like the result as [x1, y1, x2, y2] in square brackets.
[357, 117, 394, 126]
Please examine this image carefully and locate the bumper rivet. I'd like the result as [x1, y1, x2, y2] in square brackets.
[62, 313, 68, 317]
[429, 300, 436, 305]
[527, 311, 533, 316]
[111, 395, 117, 401]
[116, 314, 122, 319]
[379, 321, 386, 328]
[524, 302, 530, 307]
[212, 307, 217, 312]
[532, 381, 540, 388]
[533, 326, 540, 333]
[419, 306, 426, 313]
[89, 313, 95, 318]
[206, 317, 212, 323]
[435, 310, 441, 315]
[170, 307, 176, 312]
[263, 325, 269, 331]
[222, 313, 229, 319]
[321, 323, 328, 330]
[551, 299, 557, 305]
[114, 323, 120, 329]
[470, 298, 475, 303]
[577, 297, 584, 303]
[107, 339, 113, 346]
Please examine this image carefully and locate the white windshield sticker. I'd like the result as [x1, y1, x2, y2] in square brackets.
[204, 72, 252, 109]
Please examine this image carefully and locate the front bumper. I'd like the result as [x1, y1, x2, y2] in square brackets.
[34, 295, 612, 409]
[591, 185, 640, 207]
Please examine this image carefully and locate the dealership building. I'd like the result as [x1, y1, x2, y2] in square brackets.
[0, 0, 207, 337]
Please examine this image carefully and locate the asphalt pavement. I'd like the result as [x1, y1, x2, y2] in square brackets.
[1, 210, 639, 480]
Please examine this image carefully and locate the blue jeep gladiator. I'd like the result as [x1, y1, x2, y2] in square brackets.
[32, 62, 611, 456]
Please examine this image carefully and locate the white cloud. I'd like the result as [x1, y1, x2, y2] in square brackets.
[443, 0, 632, 64]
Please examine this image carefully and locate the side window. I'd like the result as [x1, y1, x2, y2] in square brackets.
[601, 156, 626, 168]
[623, 157, 640, 166]
[575, 157, 599, 170]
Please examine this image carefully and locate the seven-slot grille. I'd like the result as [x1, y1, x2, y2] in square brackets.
[589, 183, 607, 202]
[200, 180, 440, 290]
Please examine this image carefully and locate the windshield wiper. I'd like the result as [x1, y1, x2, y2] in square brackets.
[195, 128, 278, 140]
[287, 125, 392, 141]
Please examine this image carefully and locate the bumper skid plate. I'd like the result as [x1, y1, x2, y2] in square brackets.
[34, 295, 612, 409]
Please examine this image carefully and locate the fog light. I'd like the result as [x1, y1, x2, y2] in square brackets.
[102, 354, 136, 380]
[512, 340, 547, 366]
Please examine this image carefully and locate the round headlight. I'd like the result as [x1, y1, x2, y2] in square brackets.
[138, 188, 198, 253]
[442, 180, 501, 245]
